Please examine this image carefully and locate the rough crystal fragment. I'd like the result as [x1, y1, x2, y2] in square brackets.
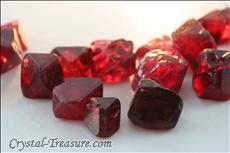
[128, 79, 183, 129]
[172, 19, 216, 64]
[85, 97, 120, 137]
[192, 49, 230, 101]
[90, 39, 135, 83]
[52, 78, 103, 120]
[199, 7, 230, 44]
[51, 47, 92, 78]
[21, 53, 63, 98]
[132, 49, 187, 93]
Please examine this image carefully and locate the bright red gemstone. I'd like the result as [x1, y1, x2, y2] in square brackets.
[128, 79, 183, 129]
[51, 47, 92, 78]
[52, 78, 103, 120]
[90, 39, 135, 83]
[85, 97, 120, 137]
[136, 35, 179, 60]
[172, 19, 216, 64]
[199, 7, 230, 44]
[192, 49, 230, 101]
[21, 53, 63, 98]
[132, 49, 187, 93]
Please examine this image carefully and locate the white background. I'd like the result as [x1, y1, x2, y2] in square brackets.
[1, 1, 230, 152]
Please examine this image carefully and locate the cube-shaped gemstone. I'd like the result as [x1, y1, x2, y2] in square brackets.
[51, 47, 92, 78]
[128, 79, 183, 129]
[85, 97, 120, 137]
[21, 53, 63, 98]
[132, 49, 187, 93]
[199, 7, 230, 44]
[52, 78, 103, 120]
[90, 39, 136, 83]
[172, 19, 216, 64]
[192, 49, 230, 101]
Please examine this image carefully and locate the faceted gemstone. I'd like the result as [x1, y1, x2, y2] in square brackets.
[85, 97, 120, 137]
[51, 47, 92, 78]
[136, 35, 179, 60]
[172, 19, 216, 64]
[90, 39, 136, 83]
[21, 53, 63, 98]
[52, 78, 103, 120]
[132, 49, 187, 93]
[192, 49, 230, 101]
[199, 7, 230, 44]
[128, 79, 183, 129]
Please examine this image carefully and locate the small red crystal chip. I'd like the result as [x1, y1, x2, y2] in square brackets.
[85, 97, 120, 137]
[128, 79, 183, 129]
[90, 39, 135, 83]
[199, 7, 230, 44]
[192, 49, 230, 101]
[132, 49, 187, 93]
[51, 47, 92, 78]
[21, 53, 63, 98]
[136, 35, 179, 60]
[172, 19, 216, 64]
[52, 78, 103, 120]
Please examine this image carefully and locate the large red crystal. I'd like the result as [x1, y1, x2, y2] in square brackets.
[136, 35, 179, 60]
[199, 7, 230, 44]
[51, 47, 92, 78]
[192, 49, 230, 101]
[128, 79, 183, 129]
[21, 53, 63, 98]
[172, 19, 216, 64]
[85, 97, 120, 137]
[132, 49, 187, 93]
[52, 78, 103, 120]
[90, 39, 135, 83]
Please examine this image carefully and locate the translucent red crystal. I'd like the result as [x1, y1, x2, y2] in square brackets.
[52, 78, 103, 120]
[192, 49, 230, 101]
[199, 7, 230, 44]
[21, 53, 63, 98]
[128, 79, 183, 129]
[85, 97, 120, 137]
[132, 49, 187, 93]
[172, 19, 216, 64]
[51, 47, 92, 78]
[90, 39, 135, 83]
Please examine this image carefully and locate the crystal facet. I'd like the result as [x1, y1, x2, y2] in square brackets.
[85, 97, 120, 137]
[52, 78, 103, 120]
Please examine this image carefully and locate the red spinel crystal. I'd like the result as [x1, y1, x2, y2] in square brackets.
[132, 49, 187, 93]
[192, 49, 230, 101]
[21, 53, 63, 98]
[90, 39, 135, 83]
[128, 79, 183, 129]
[199, 7, 230, 44]
[136, 35, 179, 60]
[52, 78, 103, 120]
[85, 97, 120, 137]
[51, 47, 92, 78]
[172, 19, 216, 64]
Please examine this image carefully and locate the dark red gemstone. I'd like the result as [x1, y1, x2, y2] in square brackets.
[132, 49, 187, 93]
[199, 7, 230, 44]
[85, 97, 120, 137]
[128, 79, 183, 129]
[172, 19, 216, 64]
[52, 78, 103, 120]
[21, 53, 63, 98]
[90, 39, 135, 83]
[136, 35, 179, 60]
[192, 49, 230, 101]
[51, 47, 92, 78]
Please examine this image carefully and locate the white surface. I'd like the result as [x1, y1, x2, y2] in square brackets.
[1, 1, 230, 152]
